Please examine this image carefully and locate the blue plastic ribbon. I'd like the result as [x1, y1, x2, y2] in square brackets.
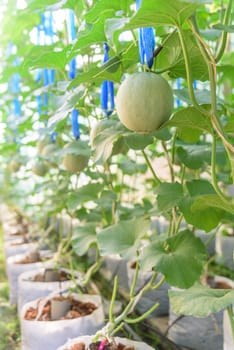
[176, 78, 182, 107]
[35, 69, 42, 83]
[71, 109, 80, 140]
[36, 95, 42, 115]
[43, 68, 49, 86]
[66, 10, 80, 139]
[100, 43, 114, 116]
[68, 10, 76, 41]
[9, 73, 21, 94]
[136, 0, 155, 69]
[49, 69, 55, 84]
[69, 58, 76, 80]
[50, 132, 58, 143]
[67, 10, 76, 79]
[13, 98, 21, 117]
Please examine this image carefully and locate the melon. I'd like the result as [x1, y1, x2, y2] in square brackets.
[115, 72, 174, 133]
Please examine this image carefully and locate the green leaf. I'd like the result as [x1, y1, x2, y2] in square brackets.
[186, 179, 215, 196]
[156, 182, 184, 212]
[156, 30, 208, 81]
[70, 20, 107, 53]
[177, 142, 226, 169]
[166, 107, 212, 138]
[92, 120, 126, 164]
[174, 88, 224, 105]
[225, 120, 234, 134]
[60, 140, 91, 157]
[23, 46, 68, 70]
[1, 11, 40, 42]
[117, 158, 147, 175]
[105, 17, 130, 44]
[126, 0, 199, 28]
[212, 23, 234, 33]
[140, 230, 207, 288]
[97, 217, 150, 258]
[68, 61, 122, 89]
[66, 183, 103, 210]
[84, 0, 126, 22]
[192, 194, 234, 215]
[48, 87, 86, 128]
[72, 223, 97, 256]
[169, 284, 234, 317]
[179, 197, 224, 231]
[124, 133, 154, 150]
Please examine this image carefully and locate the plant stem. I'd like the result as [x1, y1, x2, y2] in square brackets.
[109, 276, 118, 323]
[211, 134, 230, 203]
[125, 302, 160, 323]
[188, 17, 234, 154]
[81, 257, 104, 287]
[162, 141, 175, 182]
[174, 213, 184, 235]
[141, 149, 161, 185]
[227, 305, 234, 342]
[96, 271, 160, 337]
[215, 0, 233, 63]
[176, 26, 208, 116]
[129, 260, 140, 298]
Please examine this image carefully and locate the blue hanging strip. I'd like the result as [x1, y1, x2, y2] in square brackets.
[71, 109, 80, 140]
[43, 68, 49, 112]
[9, 73, 21, 94]
[13, 97, 21, 117]
[67, 10, 76, 80]
[69, 58, 76, 80]
[176, 78, 182, 107]
[36, 95, 42, 115]
[67, 10, 80, 140]
[50, 132, 57, 143]
[69, 10, 76, 41]
[49, 69, 55, 84]
[136, 0, 155, 69]
[43, 68, 49, 86]
[35, 69, 42, 83]
[100, 43, 114, 116]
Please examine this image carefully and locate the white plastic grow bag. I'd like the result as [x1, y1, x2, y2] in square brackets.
[57, 335, 155, 350]
[216, 231, 234, 271]
[223, 307, 234, 350]
[6, 252, 52, 305]
[20, 293, 104, 350]
[102, 254, 129, 292]
[4, 238, 37, 258]
[18, 268, 83, 312]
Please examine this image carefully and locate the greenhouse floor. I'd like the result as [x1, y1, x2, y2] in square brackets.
[0, 232, 20, 350]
